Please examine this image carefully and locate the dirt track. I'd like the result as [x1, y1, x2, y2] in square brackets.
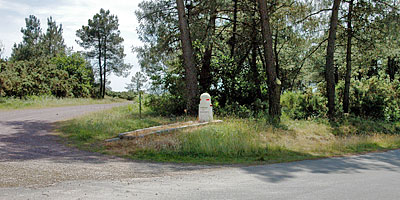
[0, 103, 212, 187]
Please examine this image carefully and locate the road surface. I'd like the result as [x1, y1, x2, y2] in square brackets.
[1, 104, 400, 199]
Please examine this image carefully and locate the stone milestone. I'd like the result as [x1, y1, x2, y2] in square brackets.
[199, 93, 213, 122]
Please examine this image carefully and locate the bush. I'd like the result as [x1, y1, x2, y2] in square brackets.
[145, 93, 186, 116]
[0, 54, 94, 98]
[281, 88, 327, 119]
[349, 77, 400, 121]
[106, 90, 136, 100]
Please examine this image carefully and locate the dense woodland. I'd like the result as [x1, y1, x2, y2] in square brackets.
[136, 0, 400, 121]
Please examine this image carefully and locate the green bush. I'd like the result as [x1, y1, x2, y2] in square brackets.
[349, 77, 400, 121]
[0, 53, 94, 98]
[281, 88, 327, 119]
[106, 90, 136, 100]
[145, 93, 186, 116]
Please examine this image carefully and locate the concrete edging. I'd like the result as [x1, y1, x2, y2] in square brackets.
[105, 120, 223, 142]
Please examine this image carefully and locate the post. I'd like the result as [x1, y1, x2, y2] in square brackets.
[139, 90, 142, 118]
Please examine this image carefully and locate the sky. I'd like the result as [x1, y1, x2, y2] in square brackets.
[0, 0, 143, 91]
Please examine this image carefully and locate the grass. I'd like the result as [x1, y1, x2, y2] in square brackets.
[57, 104, 194, 152]
[57, 106, 400, 164]
[0, 95, 126, 110]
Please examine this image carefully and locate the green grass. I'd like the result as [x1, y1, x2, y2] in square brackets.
[57, 104, 193, 152]
[57, 106, 400, 164]
[0, 95, 126, 110]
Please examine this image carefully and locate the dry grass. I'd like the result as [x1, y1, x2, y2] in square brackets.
[59, 106, 400, 164]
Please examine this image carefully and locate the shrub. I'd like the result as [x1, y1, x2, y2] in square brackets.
[145, 93, 186, 116]
[349, 77, 400, 121]
[281, 88, 327, 119]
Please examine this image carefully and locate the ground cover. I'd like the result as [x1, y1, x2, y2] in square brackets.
[0, 96, 126, 110]
[57, 104, 400, 164]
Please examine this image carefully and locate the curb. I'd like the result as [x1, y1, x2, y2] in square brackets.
[105, 120, 223, 142]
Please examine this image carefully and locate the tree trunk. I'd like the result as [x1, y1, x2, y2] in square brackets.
[387, 57, 398, 82]
[230, 0, 238, 58]
[258, 0, 281, 121]
[98, 37, 103, 98]
[199, 6, 217, 93]
[176, 0, 199, 115]
[343, 0, 353, 113]
[103, 43, 107, 99]
[325, 0, 341, 119]
[251, 9, 262, 100]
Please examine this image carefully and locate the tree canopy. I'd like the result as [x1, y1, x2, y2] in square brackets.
[136, 0, 400, 121]
[76, 8, 132, 98]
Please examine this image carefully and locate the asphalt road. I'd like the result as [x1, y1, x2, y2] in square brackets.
[1, 104, 400, 199]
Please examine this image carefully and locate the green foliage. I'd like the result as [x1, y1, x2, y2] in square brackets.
[348, 77, 400, 121]
[11, 15, 42, 61]
[126, 72, 147, 92]
[51, 53, 93, 97]
[76, 8, 131, 98]
[41, 17, 66, 57]
[0, 53, 93, 98]
[106, 90, 136, 100]
[281, 89, 327, 119]
[145, 94, 186, 116]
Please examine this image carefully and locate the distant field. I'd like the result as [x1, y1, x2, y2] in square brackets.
[58, 104, 400, 164]
[0, 96, 127, 110]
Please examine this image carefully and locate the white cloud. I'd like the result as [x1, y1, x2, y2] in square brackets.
[0, 0, 144, 91]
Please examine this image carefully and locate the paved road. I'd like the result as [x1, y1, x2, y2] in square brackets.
[0, 104, 212, 188]
[1, 105, 400, 199]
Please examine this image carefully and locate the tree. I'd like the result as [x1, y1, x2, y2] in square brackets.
[343, 0, 354, 114]
[11, 15, 42, 61]
[41, 17, 66, 57]
[325, 0, 341, 119]
[176, 0, 199, 115]
[76, 8, 130, 98]
[258, 0, 281, 121]
[126, 72, 147, 118]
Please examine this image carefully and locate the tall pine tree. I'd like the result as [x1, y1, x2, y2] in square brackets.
[76, 8, 130, 98]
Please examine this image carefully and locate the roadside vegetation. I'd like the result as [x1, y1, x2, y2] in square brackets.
[0, 96, 126, 110]
[58, 104, 400, 164]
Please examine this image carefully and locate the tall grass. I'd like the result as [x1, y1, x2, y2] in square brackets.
[58, 105, 400, 164]
[179, 120, 265, 157]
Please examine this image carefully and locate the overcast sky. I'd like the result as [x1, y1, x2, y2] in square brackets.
[0, 0, 143, 91]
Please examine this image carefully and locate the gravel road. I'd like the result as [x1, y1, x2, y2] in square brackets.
[0, 103, 213, 188]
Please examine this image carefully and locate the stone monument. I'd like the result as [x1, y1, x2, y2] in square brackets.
[199, 93, 213, 122]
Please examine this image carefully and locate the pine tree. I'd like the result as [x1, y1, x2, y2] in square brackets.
[76, 8, 130, 98]
[11, 15, 42, 61]
[41, 17, 66, 57]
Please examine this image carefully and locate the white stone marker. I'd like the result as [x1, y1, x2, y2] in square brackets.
[199, 93, 213, 122]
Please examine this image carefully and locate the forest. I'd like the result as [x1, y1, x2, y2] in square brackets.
[136, 0, 400, 122]
[0, 0, 399, 123]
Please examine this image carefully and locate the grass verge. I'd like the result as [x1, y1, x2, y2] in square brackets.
[0, 95, 126, 110]
[57, 106, 400, 164]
